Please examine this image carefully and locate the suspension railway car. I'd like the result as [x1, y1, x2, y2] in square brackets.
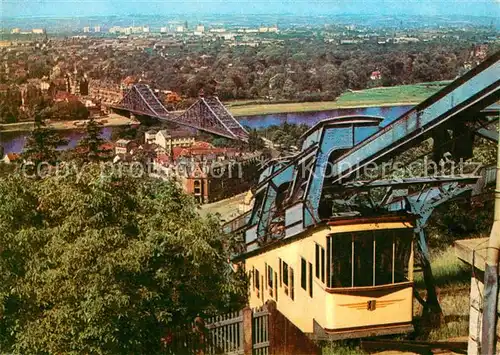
[236, 214, 415, 340]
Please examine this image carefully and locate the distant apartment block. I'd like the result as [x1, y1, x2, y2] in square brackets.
[94, 25, 101, 33]
[89, 80, 122, 104]
[32, 28, 45, 34]
[108, 26, 121, 34]
[83, 26, 90, 33]
[393, 37, 420, 43]
[11, 28, 20, 34]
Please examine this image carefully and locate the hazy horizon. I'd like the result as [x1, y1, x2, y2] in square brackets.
[2, 0, 499, 19]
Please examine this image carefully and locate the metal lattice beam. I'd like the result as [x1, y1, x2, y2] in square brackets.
[115, 84, 248, 141]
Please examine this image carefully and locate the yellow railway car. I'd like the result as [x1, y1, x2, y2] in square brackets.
[239, 214, 415, 340]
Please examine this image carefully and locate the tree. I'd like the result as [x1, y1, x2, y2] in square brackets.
[48, 100, 90, 121]
[247, 129, 265, 152]
[76, 117, 107, 162]
[22, 112, 68, 167]
[0, 164, 247, 353]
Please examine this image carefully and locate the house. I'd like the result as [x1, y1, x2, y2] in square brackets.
[154, 129, 196, 152]
[2, 153, 20, 164]
[370, 70, 382, 81]
[114, 139, 135, 155]
[145, 130, 157, 143]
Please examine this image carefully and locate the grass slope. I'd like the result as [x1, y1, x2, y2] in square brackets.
[228, 82, 450, 117]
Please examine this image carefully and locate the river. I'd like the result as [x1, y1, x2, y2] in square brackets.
[0, 105, 413, 154]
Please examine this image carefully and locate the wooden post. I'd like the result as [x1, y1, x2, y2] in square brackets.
[242, 306, 253, 355]
[193, 316, 206, 355]
[266, 300, 278, 355]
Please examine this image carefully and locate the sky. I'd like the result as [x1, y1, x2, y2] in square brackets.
[2, 0, 499, 18]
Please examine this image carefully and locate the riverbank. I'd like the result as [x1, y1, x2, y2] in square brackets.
[0, 114, 136, 133]
[227, 81, 449, 117]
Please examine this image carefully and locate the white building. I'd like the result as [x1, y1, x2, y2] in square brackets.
[32, 29, 45, 34]
[153, 130, 195, 151]
[109, 26, 121, 34]
[160, 27, 168, 33]
[176, 26, 184, 33]
[196, 24, 205, 33]
[94, 25, 101, 33]
[83, 26, 90, 33]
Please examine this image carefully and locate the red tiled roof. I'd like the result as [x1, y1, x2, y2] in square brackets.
[6, 153, 20, 161]
[171, 146, 239, 160]
[155, 153, 171, 165]
[122, 76, 137, 85]
[191, 141, 214, 149]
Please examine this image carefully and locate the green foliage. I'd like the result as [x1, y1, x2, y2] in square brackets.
[212, 137, 231, 147]
[48, 100, 90, 121]
[322, 341, 366, 355]
[76, 117, 108, 162]
[0, 164, 247, 353]
[22, 113, 68, 167]
[260, 122, 309, 148]
[427, 198, 493, 249]
[0, 88, 22, 124]
[0, 162, 16, 177]
[247, 129, 265, 152]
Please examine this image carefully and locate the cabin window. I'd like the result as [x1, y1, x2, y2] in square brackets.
[315, 243, 326, 283]
[395, 233, 412, 283]
[274, 271, 278, 302]
[261, 275, 264, 301]
[265, 263, 268, 289]
[375, 230, 394, 285]
[281, 260, 294, 300]
[309, 262, 313, 298]
[279, 258, 282, 287]
[255, 269, 260, 298]
[329, 233, 352, 287]
[327, 237, 332, 288]
[321, 247, 326, 283]
[301, 258, 307, 290]
[289, 156, 315, 202]
[326, 229, 413, 288]
[282, 261, 289, 295]
[252, 267, 255, 290]
[353, 233, 374, 287]
[268, 265, 274, 297]
[315, 244, 320, 278]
